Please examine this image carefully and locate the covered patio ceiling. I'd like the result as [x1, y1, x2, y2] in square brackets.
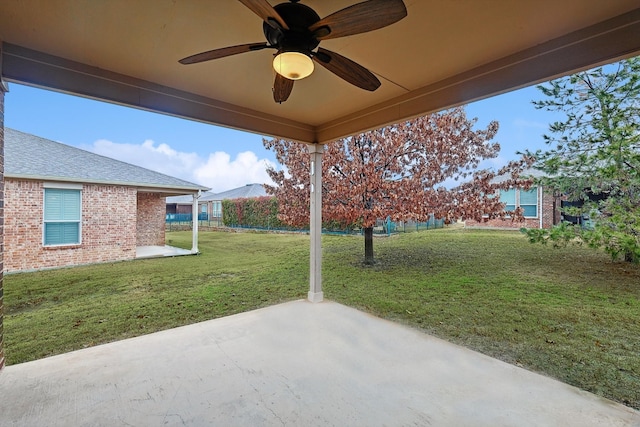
[1, 1, 639, 145]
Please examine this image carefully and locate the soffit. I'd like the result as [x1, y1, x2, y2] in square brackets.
[1, 1, 639, 143]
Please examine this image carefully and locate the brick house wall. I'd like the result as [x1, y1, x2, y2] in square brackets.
[465, 187, 558, 229]
[4, 180, 139, 272]
[136, 192, 166, 246]
[0, 86, 5, 370]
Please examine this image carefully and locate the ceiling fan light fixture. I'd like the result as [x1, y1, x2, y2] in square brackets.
[273, 51, 314, 80]
[179, 0, 407, 103]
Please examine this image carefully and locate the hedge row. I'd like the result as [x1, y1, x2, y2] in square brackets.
[222, 197, 286, 229]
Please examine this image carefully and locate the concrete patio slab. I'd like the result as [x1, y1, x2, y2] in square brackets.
[0, 300, 638, 426]
[136, 245, 194, 259]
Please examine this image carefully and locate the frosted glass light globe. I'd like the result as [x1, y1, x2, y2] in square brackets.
[273, 52, 314, 80]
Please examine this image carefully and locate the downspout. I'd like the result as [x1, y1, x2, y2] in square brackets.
[191, 190, 201, 254]
[539, 186, 543, 229]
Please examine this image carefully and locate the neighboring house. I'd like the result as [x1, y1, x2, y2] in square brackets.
[465, 169, 561, 229]
[166, 183, 267, 224]
[204, 183, 267, 221]
[558, 189, 610, 228]
[166, 191, 216, 219]
[4, 128, 209, 272]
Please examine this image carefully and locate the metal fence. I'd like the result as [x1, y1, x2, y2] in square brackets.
[389, 217, 445, 234]
[165, 213, 210, 222]
[352, 216, 445, 236]
[166, 214, 444, 235]
[318, 216, 446, 235]
[165, 213, 224, 231]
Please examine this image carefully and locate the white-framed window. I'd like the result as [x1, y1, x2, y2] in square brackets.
[212, 201, 222, 218]
[519, 188, 538, 217]
[499, 188, 516, 212]
[43, 184, 82, 246]
[500, 187, 538, 218]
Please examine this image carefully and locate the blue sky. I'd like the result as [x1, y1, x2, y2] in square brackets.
[4, 82, 558, 192]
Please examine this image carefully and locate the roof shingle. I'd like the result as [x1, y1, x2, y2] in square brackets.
[205, 184, 267, 200]
[5, 128, 209, 192]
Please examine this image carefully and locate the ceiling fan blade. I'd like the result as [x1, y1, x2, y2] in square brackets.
[309, 0, 407, 40]
[273, 73, 294, 103]
[237, 0, 289, 30]
[179, 43, 268, 65]
[312, 48, 381, 91]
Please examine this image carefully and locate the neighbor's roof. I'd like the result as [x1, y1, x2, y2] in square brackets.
[491, 168, 547, 184]
[5, 128, 209, 193]
[167, 191, 216, 204]
[205, 184, 267, 201]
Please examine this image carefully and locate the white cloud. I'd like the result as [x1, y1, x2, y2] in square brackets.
[193, 151, 277, 192]
[87, 139, 276, 193]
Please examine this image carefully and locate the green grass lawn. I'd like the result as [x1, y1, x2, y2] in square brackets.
[4, 228, 640, 409]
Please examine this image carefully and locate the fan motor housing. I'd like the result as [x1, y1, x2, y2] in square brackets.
[264, 2, 321, 54]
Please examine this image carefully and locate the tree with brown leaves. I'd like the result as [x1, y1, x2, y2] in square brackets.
[264, 107, 532, 264]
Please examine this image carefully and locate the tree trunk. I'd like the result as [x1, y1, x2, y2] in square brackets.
[364, 227, 375, 265]
[624, 250, 636, 263]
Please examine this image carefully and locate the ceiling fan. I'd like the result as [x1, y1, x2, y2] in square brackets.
[178, 0, 407, 103]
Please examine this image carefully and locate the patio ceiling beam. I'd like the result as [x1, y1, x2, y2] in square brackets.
[2, 9, 639, 147]
[316, 7, 640, 143]
[1, 43, 317, 144]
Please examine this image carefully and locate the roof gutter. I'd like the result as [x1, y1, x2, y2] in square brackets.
[5, 173, 210, 193]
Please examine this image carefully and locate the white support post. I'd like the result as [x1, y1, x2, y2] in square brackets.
[191, 192, 199, 254]
[539, 185, 543, 229]
[308, 144, 323, 303]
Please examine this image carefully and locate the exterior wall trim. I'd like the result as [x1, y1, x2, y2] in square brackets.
[43, 182, 82, 190]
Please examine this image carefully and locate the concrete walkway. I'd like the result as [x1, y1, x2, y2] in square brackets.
[0, 300, 638, 426]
